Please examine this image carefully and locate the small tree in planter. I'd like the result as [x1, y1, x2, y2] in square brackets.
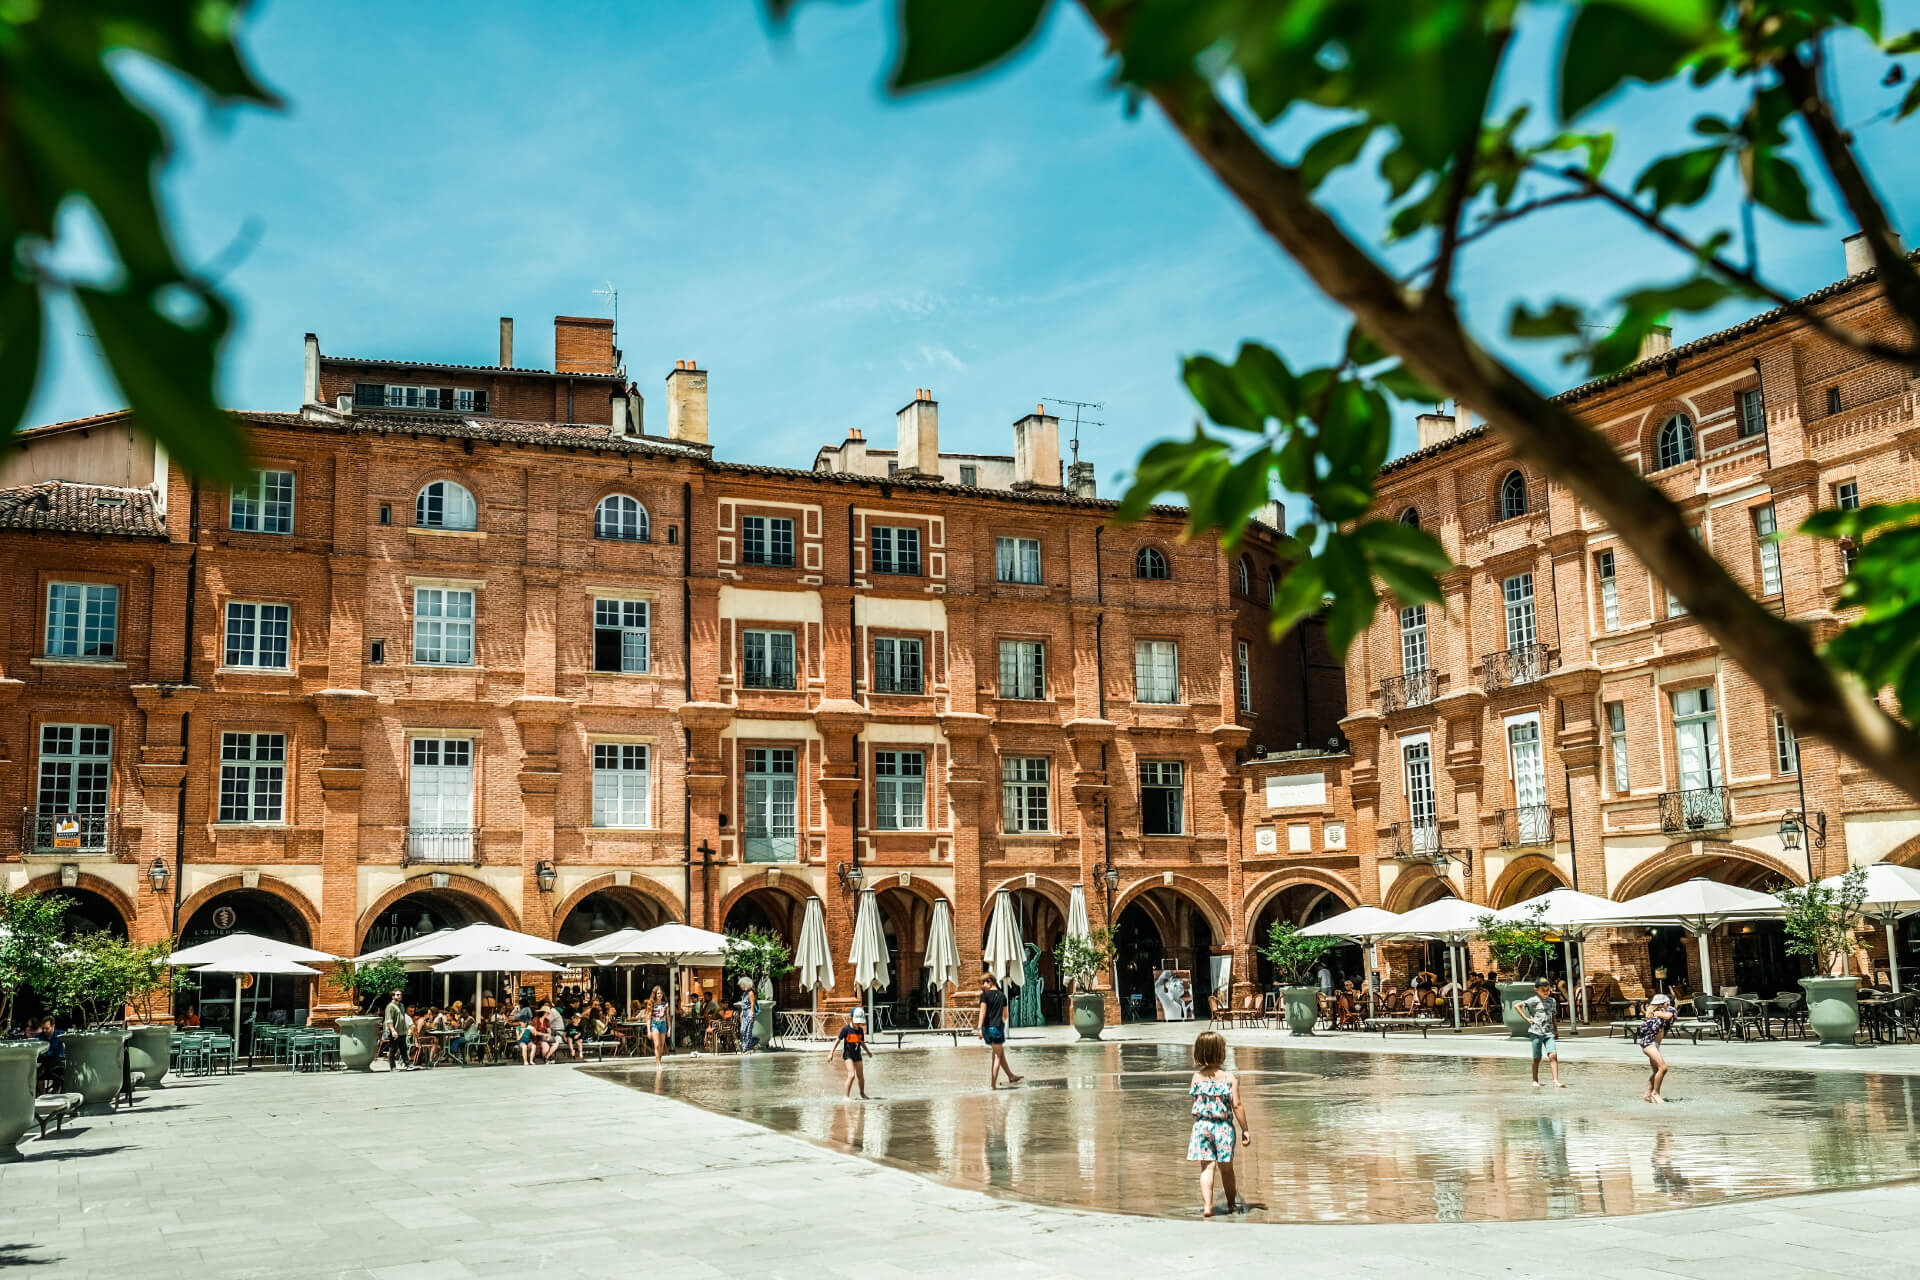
[333, 956, 412, 1014]
[48, 932, 170, 1029]
[1055, 927, 1118, 1039]
[125, 937, 178, 1024]
[1259, 921, 1338, 1034]
[1778, 866, 1870, 1047]
[0, 888, 68, 1035]
[1476, 906, 1557, 1037]
[725, 927, 793, 999]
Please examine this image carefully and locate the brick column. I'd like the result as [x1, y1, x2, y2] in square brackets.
[678, 702, 732, 929]
[130, 684, 196, 949]
[815, 701, 867, 1009]
[512, 696, 569, 937]
[313, 690, 376, 1019]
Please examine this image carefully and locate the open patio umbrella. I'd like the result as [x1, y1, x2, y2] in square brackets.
[569, 926, 653, 1012]
[1814, 864, 1920, 992]
[983, 891, 1025, 986]
[1066, 884, 1090, 942]
[1491, 888, 1621, 1028]
[794, 897, 835, 1025]
[363, 923, 580, 965]
[431, 948, 568, 1038]
[1388, 896, 1485, 1030]
[1300, 906, 1406, 1017]
[169, 932, 335, 967]
[192, 953, 323, 1048]
[1586, 878, 1782, 999]
[619, 923, 734, 1046]
[923, 898, 959, 1021]
[850, 890, 890, 1032]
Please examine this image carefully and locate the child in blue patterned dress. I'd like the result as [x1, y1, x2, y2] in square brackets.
[1187, 1030, 1251, 1217]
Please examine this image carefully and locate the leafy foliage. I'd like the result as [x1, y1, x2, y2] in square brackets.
[1775, 866, 1868, 978]
[1796, 503, 1920, 723]
[724, 926, 793, 988]
[47, 931, 172, 1028]
[1475, 905, 1557, 981]
[1256, 920, 1338, 987]
[334, 956, 411, 1014]
[1054, 926, 1116, 994]
[0, 889, 69, 1033]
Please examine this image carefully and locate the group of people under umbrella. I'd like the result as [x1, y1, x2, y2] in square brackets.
[1298, 863, 1920, 1031]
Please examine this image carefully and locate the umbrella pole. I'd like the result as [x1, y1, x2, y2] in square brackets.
[1565, 937, 1581, 1034]
[234, 974, 244, 1053]
[1696, 927, 1714, 1001]
[1450, 942, 1461, 1031]
[1887, 920, 1901, 994]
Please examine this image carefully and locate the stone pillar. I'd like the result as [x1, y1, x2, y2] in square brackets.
[815, 701, 867, 1009]
[941, 712, 993, 991]
[512, 696, 569, 937]
[130, 685, 196, 949]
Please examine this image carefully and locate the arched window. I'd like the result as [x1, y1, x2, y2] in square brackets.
[1265, 567, 1277, 600]
[415, 481, 476, 530]
[1399, 507, 1420, 528]
[1498, 470, 1528, 521]
[1237, 557, 1252, 595]
[1135, 547, 1169, 580]
[1656, 414, 1696, 471]
[595, 494, 650, 542]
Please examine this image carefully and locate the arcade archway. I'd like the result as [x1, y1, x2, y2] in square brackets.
[1112, 885, 1219, 1022]
[179, 887, 317, 1039]
[1248, 883, 1362, 988]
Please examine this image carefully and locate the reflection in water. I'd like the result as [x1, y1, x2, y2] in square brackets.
[593, 1043, 1920, 1224]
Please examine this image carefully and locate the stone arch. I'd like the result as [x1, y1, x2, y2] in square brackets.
[1488, 853, 1570, 909]
[1635, 396, 1701, 467]
[1382, 862, 1461, 912]
[715, 871, 819, 928]
[861, 871, 951, 913]
[1242, 866, 1362, 929]
[354, 873, 516, 951]
[1111, 874, 1231, 943]
[176, 874, 321, 944]
[1611, 839, 1804, 901]
[551, 874, 681, 937]
[982, 874, 1073, 921]
[1879, 834, 1920, 869]
[18, 872, 138, 937]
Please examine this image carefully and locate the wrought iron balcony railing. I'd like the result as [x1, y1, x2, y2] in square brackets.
[1391, 819, 1441, 859]
[1659, 787, 1730, 834]
[1482, 643, 1551, 691]
[20, 809, 119, 857]
[743, 834, 800, 864]
[1380, 668, 1435, 712]
[404, 827, 478, 865]
[1497, 804, 1555, 847]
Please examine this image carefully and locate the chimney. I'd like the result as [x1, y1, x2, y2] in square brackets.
[1012, 403, 1062, 490]
[1256, 500, 1286, 530]
[303, 333, 321, 405]
[1415, 411, 1457, 448]
[1842, 230, 1903, 277]
[1068, 460, 1097, 498]
[335, 394, 353, 415]
[666, 360, 709, 446]
[554, 315, 617, 375]
[1638, 324, 1673, 361]
[895, 388, 941, 479]
[847, 427, 863, 441]
[499, 317, 514, 368]
[611, 394, 629, 436]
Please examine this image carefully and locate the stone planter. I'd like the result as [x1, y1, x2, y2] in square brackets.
[1800, 975, 1862, 1048]
[64, 1030, 127, 1115]
[125, 1025, 172, 1088]
[1070, 992, 1106, 1040]
[1281, 985, 1321, 1036]
[1497, 982, 1537, 1039]
[336, 1016, 381, 1072]
[753, 1000, 775, 1050]
[0, 1041, 39, 1162]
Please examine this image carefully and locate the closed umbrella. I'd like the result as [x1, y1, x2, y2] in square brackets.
[923, 898, 959, 1022]
[1814, 863, 1920, 992]
[1389, 896, 1484, 1030]
[192, 953, 322, 1048]
[794, 897, 835, 1027]
[1301, 906, 1406, 1017]
[850, 890, 891, 1031]
[1586, 878, 1782, 999]
[1066, 884, 1090, 942]
[983, 891, 1025, 985]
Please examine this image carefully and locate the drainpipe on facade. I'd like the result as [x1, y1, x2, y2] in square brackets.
[171, 478, 201, 931]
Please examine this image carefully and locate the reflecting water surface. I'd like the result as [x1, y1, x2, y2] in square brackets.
[590, 1043, 1920, 1223]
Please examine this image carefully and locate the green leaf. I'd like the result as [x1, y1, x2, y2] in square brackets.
[1900, 78, 1920, 121]
[1267, 554, 1327, 643]
[1632, 145, 1725, 213]
[1559, 0, 1719, 119]
[0, 276, 43, 441]
[1232, 343, 1298, 424]
[1183, 354, 1263, 432]
[1344, 325, 1389, 368]
[1619, 275, 1737, 315]
[890, 0, 1051, 92]
[1379, 142, 1427, 201]
[1888, 30, 1920, 54]
[1353, 519, 1452, 574]
[1746, 150, 1820, 224]
[1298, 121, 1374, 191]
[1508, 301, 1586, 340]
[1317, 534, 1379, 657]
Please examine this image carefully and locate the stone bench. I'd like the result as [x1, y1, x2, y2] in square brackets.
[34, 1093, 84, 1138]
[1362, 1016, 1441, 1039]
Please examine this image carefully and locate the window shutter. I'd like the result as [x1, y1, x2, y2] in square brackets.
[595, 628, 623, 673]
[440, 387, 454, 409]
[473, 389, 489, 414]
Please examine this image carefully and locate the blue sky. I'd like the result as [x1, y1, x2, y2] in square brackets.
[30, 1, 1920, 508]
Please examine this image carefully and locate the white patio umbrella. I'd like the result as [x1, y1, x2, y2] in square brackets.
[621, 922, 734, 1045]
[431, 948, 568, 1035]
[794, 897, 835, 1022]
[983, 891, 1025, 986]
[1814, 863, 1920, 992]
[1066, 884, 1090, 942]
[569, 926, 653, 1013]
[1586, 878, 1782, 999]
[1300, 906, 1406, 1017]
[1388, 896, 1485, 1030]
[192, 953, 322, 1046]
[168, 932, 335, 967]
[1491, 888, 1622, 1027]
[923, 898, 960, 1019]
[849, 890, 891, 1031]
[362, 923, 580, 965]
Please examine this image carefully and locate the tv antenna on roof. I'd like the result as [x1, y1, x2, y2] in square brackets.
[1043, 396, 1104, 469]
[593, 282, 619, 338]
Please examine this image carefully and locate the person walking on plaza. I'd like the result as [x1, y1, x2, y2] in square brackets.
[381, 989, 410, 1071]
[1638, 994, 1677, 1104]
[647, 985, 670, 1064]
[979, 973, 1021, 1089]
[1516, 978, 1566, 1089]
[829, 1006, 870, 1099]
[1187, 1030, 1250, 1218]
[738, 978, 760, 1053]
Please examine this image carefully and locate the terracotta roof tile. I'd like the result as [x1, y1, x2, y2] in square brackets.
[0, 482, 166, 538]
[321, 355, 622, 380]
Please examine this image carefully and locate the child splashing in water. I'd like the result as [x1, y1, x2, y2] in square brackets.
[1187, 1030, 1251, 1217]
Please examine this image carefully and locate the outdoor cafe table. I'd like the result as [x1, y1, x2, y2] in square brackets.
[778, 1010, 830, 1043]
[428, 1028, 468, 1065]
[1860, 995, 1893, 1043]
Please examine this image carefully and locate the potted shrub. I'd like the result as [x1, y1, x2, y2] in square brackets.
[725, 927, 792, 1049]
[1258, 921, 1338, 1035]
[1476, 906, 1557, 1039]
[48, 932, 164, 1113]
[1779, 867, 1868, 1048]
[331, 956, 410, 1071]
[1055, 927, 1117, 1040]
[123, 939, 180, 1089]
[0, 889, 68, 1160]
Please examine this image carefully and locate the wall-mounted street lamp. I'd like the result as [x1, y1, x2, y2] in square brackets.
[536, 860, 558, 893]
[837, 861, 864, 892]
[1779, 809, 1827, 852]
[147, 857, 170, 896]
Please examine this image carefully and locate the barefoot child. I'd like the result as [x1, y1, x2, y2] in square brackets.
[1517, 978, 1566, 1089]
[1638, 994, 1676, 1104]
[1187, 1030, 1251, 1218]
[829, 1007, 870, 1099]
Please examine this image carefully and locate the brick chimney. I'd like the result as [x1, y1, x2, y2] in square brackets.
[1638, 324, 1673, 361]
[1012, 404, 1062, 490]
[666, 360, 709, 445]
[554, 316, 617, 375]
[895, 388, 941, 479]
[499, 317, 514, 368]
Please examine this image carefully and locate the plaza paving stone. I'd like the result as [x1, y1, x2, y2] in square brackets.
[3, 1024, 1919, 1278]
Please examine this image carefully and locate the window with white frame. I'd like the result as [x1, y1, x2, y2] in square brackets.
[1237, 559, 1252, 595]
[1401, 736, 1437, 853]
[998, 639, 1046, 700]
[1656, 415, 1696, 470]
[995, 536, 1041, 584]
[1502, 574, 1536, 650]
[1141, 760, 1185, 836]
[355, 383, 486, 412]
[37, 724, 111, 818]
[1136, 547, 1170, 580]
[593, 599, 649, 673]
[1666, 527, 1701, 616]
[1754, 504, 1782, 596]
[871, 526, 921, 575]
[1499, 470, 1528, 520]
[744, 747, 798, 862]
[408, 738, 474, 830]
[1737, 387, 1766, 437]
[1837, 481, 1861, 573]
[223, 602, 291, 670]
[1134, 639, 1180, 704]
[1773, 710, 1799, 776]
[872, 635, 924, 695]
[1399, 605, 1428, 673]
[741, 515, 796, 566]
[1002, 756, 1050, 832]
[873, 750, 926, 829]
[1236, 640, 1253, 713]
[742, 629, 797, 689]
[1595, 550, 1619, 631]
[415, 481, 477, 530]
[44, 582, 119, 659]
[594, 494, 649, 542]
[592, 743, 651, 827]
[1506, 716, 1549, 843]
[413, 587, 475, 665]
[218, 732, 285, 823]
[1606, 700, 1629, 793]
[230, 469, 294, 534]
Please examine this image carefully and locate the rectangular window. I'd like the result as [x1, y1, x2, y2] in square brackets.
[591, 743, 651, 827]
[230, 470, 295, 534]
[593, 598, 650, 674]
[1506, 717, 1548, 843]
[1001, 756, 1050, 833]
[453, 388, 487, 413]
[872, 635, 924, 695]
[873, 750, 926, 830]
[741, 515, 796, 567]
[995, 536, 1042, 584]
[744, 747, 798, 862]
[1595, 551, 1619, 632]
[1401, 737, 1436, 852]
[1398, 605, 1428, 673]
[1773, 710, 1799, 776]
[1502, 574, 1536, 650]
[998, 639, 1046, 700]
[1607, 701, 1629, 793]
[408, 738, 474, 830]
[218, 732, 286, 823]
[959, 465, 978, 487]
[412, 588, 475, 666]
[1671, 686, 1723, 792]
[1236, 640, 1253, 714]
[1134, 639, 1180, 704]
[1666, 527, 1701, 617]
[1141, 760, 1185, 836]
[36, 724, 112, 818]
[870, 525, 921, 575]
[44, 582, 119, 659]
[1837, 482, 1861, 572]
[742, 629, 798, 689]
[223, 602, 291, 670]
[1737, 387, 1766, 437]
[1827, 386, 1843, 416]
[1754, 505, 1782, 596]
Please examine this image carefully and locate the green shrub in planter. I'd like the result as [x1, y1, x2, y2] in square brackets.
[1258, 921, 1338, 1035]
